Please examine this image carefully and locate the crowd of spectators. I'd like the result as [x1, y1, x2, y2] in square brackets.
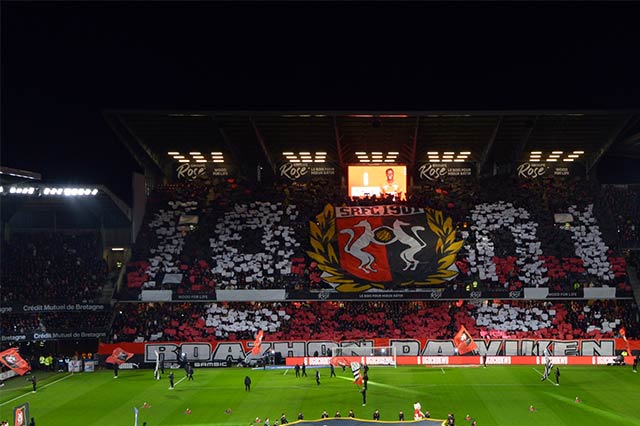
[110, 299, 639, 343]
[118, 174, 637, 299]
[1, 232, 108, 303]
[0, 311, 111, 336]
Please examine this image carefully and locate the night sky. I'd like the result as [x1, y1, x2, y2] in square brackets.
[3, 2, 640, 202]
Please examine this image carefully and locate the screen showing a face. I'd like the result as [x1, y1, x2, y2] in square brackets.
[348, 165, 407, 200]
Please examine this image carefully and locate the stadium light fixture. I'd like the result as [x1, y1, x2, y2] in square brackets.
[388, 152, 399, 155]
[431, 159, 440, 162]
[568, 154, 579, 158]
[563, 158, 574, 162]
[546, 159, 558, 162]
[460, 151, 471, 155]
[384, 159, 395, 162]
[302, 159, 313, 163]
[314, 159, 325, 163]
[0, 186, 3, 193]
[189, 152, 201, 155]
[573, 150, 584, 154]
[111, 247, 125, 251]
[360, 159, 371, 162]
[91, 189, 98, 195]
[372, 152, 383, 155]
[530, 159, 541, 162]
[355, 152, 367, 155]
[530, 151, 542, 154]
[300, 152, 311, 155]
[454, 159, 465, 162]
[212, 159, 224, 163]
[427, 151, 439, 155]
[552, 151, 563, 154]
[9, 187, 16, 193]
[179, 159, 189, 163]
[168, 151, 180, 155]
[316, 152, 327, 155]
[444, 152, 455, 155]
[211, 152, 223, 155]
[195, 159, 207, 163]
[442, 159, 453, 162]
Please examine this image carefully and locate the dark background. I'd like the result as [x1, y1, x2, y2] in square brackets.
[3, 2, 640, 202]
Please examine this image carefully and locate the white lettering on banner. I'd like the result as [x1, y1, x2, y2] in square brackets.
[279, 163, 309, 180]
[176, 163, 206, 180]
[422, 356, 449, 365]
[365, 356, 395, 365]
[140, 339, 618, 363]
[595, 357, 618, 365]
[581, 340, 615, 356]
[390, 339, 421, 355]
[474, 339, 503, 356]
[487, 356, 511, 365]
[335, 205, 425, 218]
[418, 164, 448, 181]
[517, 163, 547, 179]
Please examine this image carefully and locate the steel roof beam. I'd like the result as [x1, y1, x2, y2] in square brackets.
[333, 116, 345, 169]
[587, 114, 636, 174]
[478, 116, 503, 177]
[212, 116, 248, 177]
[511, 116, 538, 170]
[250, 117, 276, 175]
[102, 112, 164, 179]
[409, 116, 420, 170]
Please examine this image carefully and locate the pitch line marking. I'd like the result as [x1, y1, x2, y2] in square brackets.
[532, 368, 555, 386]
[0, 373, 74, 407]
[441, 368, 446, 374]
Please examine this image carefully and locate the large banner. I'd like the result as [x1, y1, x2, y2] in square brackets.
[175, 163, 232, 180]
[278, 162, 337, 181]
[98, 338, 637, 365]
[0, 303, 109, 314]
[307, 205, 463, 293]
[516, 162, 586, 179]
[417, 162, 475, 182]
[1, 330, 108, 343]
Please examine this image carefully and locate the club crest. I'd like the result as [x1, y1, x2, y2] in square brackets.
[307, 205, 463, 292]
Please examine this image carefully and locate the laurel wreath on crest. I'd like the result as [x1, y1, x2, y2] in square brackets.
[306, 205, 464, 293]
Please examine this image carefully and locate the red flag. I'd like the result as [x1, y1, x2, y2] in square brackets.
[454, 325, 478, 355]
[620, 327, 631, 354]
[106, 347, 134, 365]
[0, 348, 31, 376]
[251, 330, 264, 356]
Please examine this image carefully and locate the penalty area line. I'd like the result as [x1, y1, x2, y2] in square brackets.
[441, 368, 445, 374]
[0, 373, 75, 407]
[532, 368, 556, 386]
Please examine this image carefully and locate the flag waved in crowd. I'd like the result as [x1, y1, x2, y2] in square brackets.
[0, 348, 31, 376]
[251, 330, 264, 356]
[106, 347, 134, 365]
[453, 326, 477, 355]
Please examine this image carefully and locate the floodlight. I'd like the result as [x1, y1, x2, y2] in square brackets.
[10, 187, 16, 193]
[91, 189, 98, 195]
[43, 188, 50, 195]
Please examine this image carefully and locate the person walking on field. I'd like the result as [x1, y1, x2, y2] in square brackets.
[244, 375, 252, 391]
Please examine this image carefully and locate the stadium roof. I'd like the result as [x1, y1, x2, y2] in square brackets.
[104, 110, 640, 180]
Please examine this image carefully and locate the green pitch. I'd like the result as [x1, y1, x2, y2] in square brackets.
[1, 365, 638, 425]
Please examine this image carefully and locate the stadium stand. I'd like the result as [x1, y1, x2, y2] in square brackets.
[1, 232, 108, 303]
[110, 299, 639, 343]
[117, 175, 634, 298]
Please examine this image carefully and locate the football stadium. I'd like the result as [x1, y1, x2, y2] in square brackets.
[3, 3, 640, 426]
[2, 110, 640, 426]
